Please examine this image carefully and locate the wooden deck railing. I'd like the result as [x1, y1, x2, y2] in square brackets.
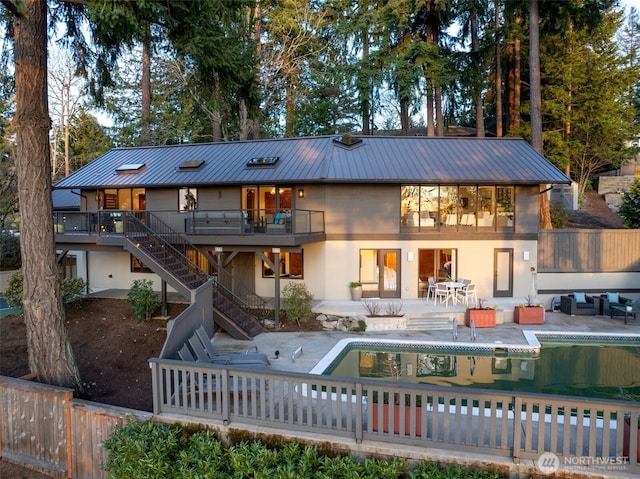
[150, 358, 640, 471]
[2, 368, 639, 478]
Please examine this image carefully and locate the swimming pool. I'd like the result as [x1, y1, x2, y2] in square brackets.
[313, 333, 640, 401]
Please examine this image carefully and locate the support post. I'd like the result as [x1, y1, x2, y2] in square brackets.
[273, 248, 281, 329]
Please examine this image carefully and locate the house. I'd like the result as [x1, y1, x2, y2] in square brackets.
[53, 135, 571, 337]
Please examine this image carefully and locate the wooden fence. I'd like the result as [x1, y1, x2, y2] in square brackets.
[0, 376, 151, 479]
[3, 364, 640, 478]
[538, 229, 640, 273]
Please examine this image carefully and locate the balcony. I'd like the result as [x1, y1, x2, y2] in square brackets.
[53, 209, 326, 247]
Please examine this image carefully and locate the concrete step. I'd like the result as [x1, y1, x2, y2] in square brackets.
[406, 316, 454, 330]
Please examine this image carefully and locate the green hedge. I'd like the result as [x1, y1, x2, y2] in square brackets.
[103, 419, 504, 479]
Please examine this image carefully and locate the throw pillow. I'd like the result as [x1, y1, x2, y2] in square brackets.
[606, 292, 619, 304]
[573, 292, 587, 303]
[274, 213, 282, 225]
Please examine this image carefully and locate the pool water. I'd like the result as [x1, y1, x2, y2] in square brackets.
[324, 340, 640, 401]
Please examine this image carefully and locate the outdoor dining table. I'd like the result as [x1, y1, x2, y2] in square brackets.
[443, 281, 465, 305]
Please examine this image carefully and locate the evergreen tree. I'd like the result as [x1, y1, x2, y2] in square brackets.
[68, 109, 114, 171]
[618, 178, 640, 229]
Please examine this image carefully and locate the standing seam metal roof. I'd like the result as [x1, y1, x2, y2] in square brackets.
[53, 136, 571, 189]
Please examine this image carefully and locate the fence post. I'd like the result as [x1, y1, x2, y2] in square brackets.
[354, 383, 363, 444]
[150, 361, 160, 414]
[512, 396, 521, 463]
[221, 369, 230, 425]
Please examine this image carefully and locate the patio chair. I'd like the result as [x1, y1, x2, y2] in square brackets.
[425, 277, 437, 300]
[194, 325, 270, 366]
[457, 283, 477, 305]
[560, 293, 599, 316]
[434, 282, 452, 307]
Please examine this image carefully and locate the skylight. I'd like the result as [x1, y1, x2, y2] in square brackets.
[115, 163, 145, 172]
[178, 159, 205, 170]
[246, 156, 279, 167]
[333, 134, 363, 148]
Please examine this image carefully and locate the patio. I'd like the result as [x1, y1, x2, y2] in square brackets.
[212, 298, 640, 374]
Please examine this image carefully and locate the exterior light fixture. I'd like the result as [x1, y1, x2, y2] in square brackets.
[298, 189, 304, 198]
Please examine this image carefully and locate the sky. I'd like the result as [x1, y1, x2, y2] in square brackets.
[624, 0, 640, 12]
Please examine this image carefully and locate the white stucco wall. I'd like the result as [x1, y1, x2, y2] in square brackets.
[86, 251, 179, 294]
[250, 239, 540, 302]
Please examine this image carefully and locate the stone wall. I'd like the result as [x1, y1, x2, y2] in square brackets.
[598, 175, 637, 209]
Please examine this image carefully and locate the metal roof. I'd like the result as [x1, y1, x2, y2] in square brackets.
[52, 188, 81, 209]
[53, 136, 571, 189]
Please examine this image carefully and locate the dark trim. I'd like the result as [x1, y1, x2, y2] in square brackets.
[539, 289, 640, 295]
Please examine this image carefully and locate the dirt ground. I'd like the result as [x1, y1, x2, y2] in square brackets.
[565, 190, 625, 229]
[0, 191, 625, 476]
[0, 297, 325, 477]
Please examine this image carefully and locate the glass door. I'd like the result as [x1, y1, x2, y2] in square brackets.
[359, 249, 401, 298]
[380, 250, 400, 298]
[493, 248, 513, 297]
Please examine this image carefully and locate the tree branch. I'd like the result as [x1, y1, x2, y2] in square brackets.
[1, 0, 21, 16]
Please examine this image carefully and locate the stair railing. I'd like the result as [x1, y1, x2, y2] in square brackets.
[124, 211, 209, 288]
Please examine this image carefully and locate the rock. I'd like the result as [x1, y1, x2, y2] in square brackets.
[321, 320, 337, 330]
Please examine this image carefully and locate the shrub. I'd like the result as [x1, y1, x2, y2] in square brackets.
[103, 420, 504, 478]
[60, 277, 87, 305]
[281, 282, 314, 326]
[0, 232, 21, 269]
[3, 271, 23, 308]
[102, 419, 184, 478]
[126, 279, 161, 323]
[3, 273, 87, 308]
[619, 178, 640, 229]
[363, 300, 382, 316]
[549, 201, 569, 229]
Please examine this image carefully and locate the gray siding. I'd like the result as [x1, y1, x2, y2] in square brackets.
[538, 229, 640, 273]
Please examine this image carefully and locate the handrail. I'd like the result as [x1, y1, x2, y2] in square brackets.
[124, 211, 209, 288]
[149, 358, 640, 470]
[53, 208, 326, 236]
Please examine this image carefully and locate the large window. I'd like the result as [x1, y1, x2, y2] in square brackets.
[262, 251, 303, 278]
[401, 185, 514, 231]
[179, 187, 198, 211]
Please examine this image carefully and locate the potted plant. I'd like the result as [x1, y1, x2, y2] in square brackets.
[370, 391, 423, 436]
[465, 298, 497, 328]
[626, 300, 635, 312]
[514, 295, 545, 325]
[349, 281, 362, 301]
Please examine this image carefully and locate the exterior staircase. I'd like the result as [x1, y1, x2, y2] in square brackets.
[123, 212, 264, 340]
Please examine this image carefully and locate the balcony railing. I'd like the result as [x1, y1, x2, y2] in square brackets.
[53, 209, 325, 236]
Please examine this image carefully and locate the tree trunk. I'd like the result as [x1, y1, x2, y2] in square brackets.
[494, 0, 503, 137]
[361, 27, 370, 135]
[434, 84, 444, 136]
[426, 84, 435, 136]
[14, 0, 82, 391]
[239, 98, 249, 140]
[471, 5, 485, 137]
[141, 22, 152, 146]
[400, 99, 409, 135]
[529, 0, 552, 229]
[506, 15, 521, 132]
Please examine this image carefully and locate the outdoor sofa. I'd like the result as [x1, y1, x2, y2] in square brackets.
[599, 292, 633, 317]
[560, 293, 600, 316]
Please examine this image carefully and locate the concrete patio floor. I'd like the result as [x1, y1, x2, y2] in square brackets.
[212, 298, 640, 374]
